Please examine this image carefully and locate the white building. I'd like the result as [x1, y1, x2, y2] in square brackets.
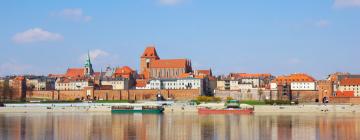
[55, 78, 93, 90]
[136, 78, 203, 90]
[101, 77, 129, 90]
[338, 78, 360, 96]
[290, 82, 316, 91]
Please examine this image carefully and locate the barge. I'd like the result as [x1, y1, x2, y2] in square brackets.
[111, 105, 164, 114]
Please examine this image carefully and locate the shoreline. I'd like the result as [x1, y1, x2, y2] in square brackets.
[1, 103, 360, 113]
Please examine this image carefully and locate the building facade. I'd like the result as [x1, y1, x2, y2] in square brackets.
[100, 77, 129, 90]
[140, 46, 192, 79]
[136, 78, 203, 91]
[55, 78, 93, 91]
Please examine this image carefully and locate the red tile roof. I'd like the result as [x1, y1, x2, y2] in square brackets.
[135, 79, 148, 87]
[196, 69, 212, 76]
[65, 68, 85, 77]
[340, 78, 360, 86]
[230, 73, 272, 79]
[336, 91, 354, 97]
[150, 59, 188, 68]
[141, 46, 160, 59]
[273, 73, 315, 84]
[114, 66, 135, 78]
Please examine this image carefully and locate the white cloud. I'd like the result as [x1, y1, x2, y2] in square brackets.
[315, 20, 330, 28]
[80, 49, 109, 62]
[52, 8, 92, 22]
[158, 0, 184, 6]
[12, 28, 63, 44]
[334, 0, 360, 8]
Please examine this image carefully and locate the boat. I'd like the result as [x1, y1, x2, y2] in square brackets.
[111, 105, 164, 114]
[198, 100, 253, 114]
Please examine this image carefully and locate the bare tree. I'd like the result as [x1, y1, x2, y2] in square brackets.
[258, 88, 264, 101]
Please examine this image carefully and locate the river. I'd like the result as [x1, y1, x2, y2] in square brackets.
[0, 113, 359, 140]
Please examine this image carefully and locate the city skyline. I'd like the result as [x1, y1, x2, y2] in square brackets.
[1, 0, 360, 78]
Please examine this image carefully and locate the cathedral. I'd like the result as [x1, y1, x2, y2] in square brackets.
[140, 45, 193, 79]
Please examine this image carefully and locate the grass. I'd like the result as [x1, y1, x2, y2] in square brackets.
[240, 100, 266, 105]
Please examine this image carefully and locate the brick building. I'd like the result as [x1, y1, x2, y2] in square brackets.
[271, 73, 317, 102]
[139, 46, 192, 79]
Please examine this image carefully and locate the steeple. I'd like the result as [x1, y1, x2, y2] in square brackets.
[84, 50, 94, 76]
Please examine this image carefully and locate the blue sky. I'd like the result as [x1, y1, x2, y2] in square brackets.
[0, 0, 360, 79]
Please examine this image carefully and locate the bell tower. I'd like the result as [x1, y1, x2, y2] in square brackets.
[140, 45, 160, 77]
[84, 51, 94, 77]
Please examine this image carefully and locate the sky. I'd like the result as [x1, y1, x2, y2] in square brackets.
[0, 0, 360, 79]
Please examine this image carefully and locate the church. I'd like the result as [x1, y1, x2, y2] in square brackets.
[139, 45, 193, 79]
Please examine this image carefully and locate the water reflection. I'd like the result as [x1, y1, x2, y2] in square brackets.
[0, 113, 359, 140]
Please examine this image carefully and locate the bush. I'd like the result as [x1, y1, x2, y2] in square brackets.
[196, 96, 222, 103]
[226, 96, 234, 101]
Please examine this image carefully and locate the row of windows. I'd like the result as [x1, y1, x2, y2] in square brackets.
[292, 86, 312, 89]
[151, 68, 185, 77]
[57, 83, 87, 86]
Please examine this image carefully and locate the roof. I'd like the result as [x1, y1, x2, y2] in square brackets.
[340, 78, 360, 86]
[114, 66, 135, 78]
[141, 46, 160, 59]
[336, 91, 354, 97]
[150, 59, 188, 68]
[196, 69, 212, 76]
[115, 66, 134, 74]
[230, 73, 272, 79]
[65, 68, 85, 77]
[48, 74, 65, 78]
[135, 79, 148, 87]
[273, 73, 315, 84]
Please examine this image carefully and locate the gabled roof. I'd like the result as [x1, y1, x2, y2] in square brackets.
[65, 68, 85, 77]
[150, 59, 188, 68]
[141, 46, 160, 59]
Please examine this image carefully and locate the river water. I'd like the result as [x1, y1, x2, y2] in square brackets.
[0, 113, 359, 140]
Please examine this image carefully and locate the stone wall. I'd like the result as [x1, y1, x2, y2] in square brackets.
[26, 89, 200, 101]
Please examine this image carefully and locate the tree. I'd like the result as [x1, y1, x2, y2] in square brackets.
[258, 88, 264, 101]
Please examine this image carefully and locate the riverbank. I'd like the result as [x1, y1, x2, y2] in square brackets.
[1, 103, 360, 113]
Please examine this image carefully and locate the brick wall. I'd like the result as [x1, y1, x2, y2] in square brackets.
[26, 89, 200, 101]
[291, 90, 319, 102]
[329, 97, 360, 104]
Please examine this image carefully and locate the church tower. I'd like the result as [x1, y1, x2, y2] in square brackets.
[84, 51, 94, 77]
[140, 45, 160, 77]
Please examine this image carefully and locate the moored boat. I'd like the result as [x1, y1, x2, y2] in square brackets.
[111, 105, 164, 114]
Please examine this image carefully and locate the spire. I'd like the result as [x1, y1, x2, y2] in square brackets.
[84, 50, 94, 76]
